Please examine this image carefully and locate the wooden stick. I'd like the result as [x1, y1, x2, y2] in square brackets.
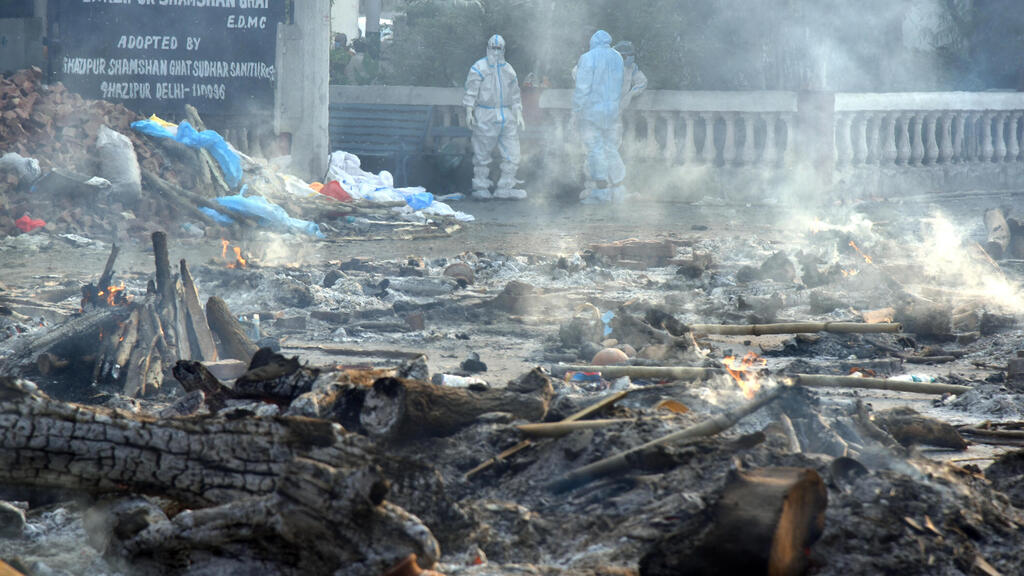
[179, 259, 218, 361]
[516, 418, 635, 438]
[97, 243, 120, 291]
[789, 374, 968, 395]
[550, 365, 722, 380]
[548, 387, 786, 492]
[464, 390, 629, 479]
[281, 343, 425, 361]
[688, 322, 902, 336]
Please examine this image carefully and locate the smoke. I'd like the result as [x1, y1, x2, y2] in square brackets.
[914, 212, 1024, 314]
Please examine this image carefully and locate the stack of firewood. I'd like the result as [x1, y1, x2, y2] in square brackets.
[0, 231, 258, 397]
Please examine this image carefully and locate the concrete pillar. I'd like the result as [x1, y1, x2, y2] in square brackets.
[331, 0, 359, 40]
[364, 0, 381, 59]
[275, 0, 330, 181]
[795, 91, 835, 189]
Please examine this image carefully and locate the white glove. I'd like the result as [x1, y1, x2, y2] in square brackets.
[515, 108, 526, 130]
[465, 106, 475, 129]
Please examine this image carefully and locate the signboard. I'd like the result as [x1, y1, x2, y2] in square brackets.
[48, 0, 286, 118]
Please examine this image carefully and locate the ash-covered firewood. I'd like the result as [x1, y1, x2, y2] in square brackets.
[0, 376, 439, 574]
[205, 295, 258, 362]
[641, 466, 827, 576]
[360, 368, 554, 442]
[873, 407, 968, 450]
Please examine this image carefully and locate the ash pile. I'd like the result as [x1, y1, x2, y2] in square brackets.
[0, 68, 469, 247]
[3, 203, 1024, 576]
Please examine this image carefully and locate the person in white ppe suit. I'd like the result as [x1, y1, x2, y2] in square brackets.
[463, 34, 527, 200]
[573, 30, 624, 204]
[613, 40, 648, 149]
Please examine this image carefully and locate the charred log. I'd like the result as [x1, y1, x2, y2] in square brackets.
[640, 467, 827, 576]
[205, 296, 258, 362]
[360, 371, 553, 442]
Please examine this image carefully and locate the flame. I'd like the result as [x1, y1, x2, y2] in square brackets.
[221, 239, 248, 269]
[721, 352, 767, 399]
[848, 240, 873, 264]
[841, 269, 859, 277]
[811, 217, 822, 234]
[105, 283, 128, 306]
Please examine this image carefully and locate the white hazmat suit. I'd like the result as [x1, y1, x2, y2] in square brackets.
[463, 35, 526, 200]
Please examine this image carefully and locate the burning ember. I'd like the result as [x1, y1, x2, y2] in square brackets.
[848, 240, 873, 264]
[721, 352, 767, 399]
[221, 239, 248, 269]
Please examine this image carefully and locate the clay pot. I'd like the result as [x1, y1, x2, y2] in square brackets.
[443, 262, 475, 285]
[591, 347, 629, 365]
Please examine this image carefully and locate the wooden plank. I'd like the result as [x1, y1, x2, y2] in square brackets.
[179, 259, 218, 361]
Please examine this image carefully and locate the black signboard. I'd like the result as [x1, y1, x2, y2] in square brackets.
[48, 0, 286, 118]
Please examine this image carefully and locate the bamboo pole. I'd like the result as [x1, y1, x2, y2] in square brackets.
[789, 374, 968, 395]
[516, 418, 635, 438]
[688, 322, 902, 335]
[550, 365, 969, 395]
[464, 390, 629, 479]
[548, 387, 786, 493]
[550, 365, 722, 380]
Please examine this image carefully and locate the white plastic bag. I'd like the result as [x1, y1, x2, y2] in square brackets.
[96, 125, 142, 201]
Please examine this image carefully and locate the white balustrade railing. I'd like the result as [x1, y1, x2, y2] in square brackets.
[833, 92, 1024, 167]
[329, 85, 1024, 182]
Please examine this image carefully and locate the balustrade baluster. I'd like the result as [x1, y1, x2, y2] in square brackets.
[722, 113, 737, 165]
[619, 113, 634, 158]
[939, 113, 953, 164]
[982, 113, 995, 162]
[953, 112, 966, 162]
[762, 113, 778, 166]
[779, 113, 794, 166]
[740, 114, 756, 165]
[553, 113, 566, 146]
[700, 113, 716, 164]
[867, 113, 881, 164]
[643, 112, 659, 158]
[1009, 112, 1021, 162]
[883, 113, 898, 165]
[854, 114, 869, 165]
[924, 114, 939, 165]
[663, 113, 678, 164]
[910, 113, 925, 166]
[682, 113, 698, 166]
[995, 112, 1008, 162]
[897, 113, 911, 165]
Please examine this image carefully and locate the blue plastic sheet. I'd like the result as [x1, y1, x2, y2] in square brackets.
[131, 119, 242, 188]
[405, 191, 434, 211]
[214, 189, 324, 238]
[199, 206, 235, 225]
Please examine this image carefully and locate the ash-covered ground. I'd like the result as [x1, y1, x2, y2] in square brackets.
[3, 191, 1024, 575]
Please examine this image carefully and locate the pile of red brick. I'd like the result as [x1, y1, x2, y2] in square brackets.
[0, 68, 203, 240]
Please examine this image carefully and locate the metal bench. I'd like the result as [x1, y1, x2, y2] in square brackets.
[328, 103, 436, 187]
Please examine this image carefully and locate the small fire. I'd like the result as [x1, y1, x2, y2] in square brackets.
[95, 282, 129, 306]
[721, 352, 767, 399]
[221, 239, 248, 269]
[848, 240, 873, 264]
[841, 269, 859, 277]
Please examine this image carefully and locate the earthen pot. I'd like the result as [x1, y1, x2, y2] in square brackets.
[592, 347, 629, 365]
